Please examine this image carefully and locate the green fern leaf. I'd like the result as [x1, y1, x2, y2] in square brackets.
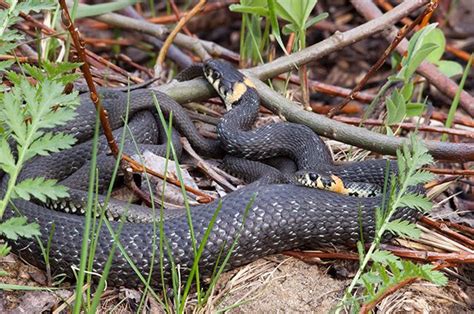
[0, 217, 40, 241]
[386, 219, 422, 238]
[2, 92, 26, 144]
[407, 170, 435, 186]
[420, 264, 448, 286]
[0, 138, 15, 175]
[24, 132, 76, 160]
[13, 177, 69, 202]
[371, 249, 400, 265]
[398, 193, 432, 212]
[40, 107, 78, 129]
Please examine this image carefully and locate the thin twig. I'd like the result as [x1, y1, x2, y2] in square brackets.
[333, 116, 473, 138]
[181, 138, 237, 192]
[351, 0, 474, 116]
[250, 0, 430, 79]
[419, 216, 474, 248]
[59, 0, 120, 157]
[157, 0, 206, 67]
[328, 1, 438, 117]
[148, 0, 238, 24]
[426, 168, 474, 176]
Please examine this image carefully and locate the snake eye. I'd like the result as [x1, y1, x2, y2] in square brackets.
[308, 173, 318, 182]
[212, 71, 221, 81]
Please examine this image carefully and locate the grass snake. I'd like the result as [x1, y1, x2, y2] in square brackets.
[1, 60, 421, 287]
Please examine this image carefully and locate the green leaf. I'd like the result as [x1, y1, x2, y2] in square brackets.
[304, 12, 328, 30]
[275, 0, 299, 25]
[0, 137, 15, 175]
[420, 264, 448, 286]
[422, 28, 445, 63]
[386, 89, 406, 125]
[24, 132, 76, 161]
[41, 61, 82, 79]
[16, 0, 55, 13]
[0, 217, 41, 241]
[74, 1, 140, 19]
[386, 219, 421, 238]
[268, 0, 289, 55]
[2, 91, 27, 144]
[0, 60, 15, 72]
[406, 102, 426, 117]
[13, 177, 69, 202]
[400, 81, 414, 101]
[442, 54, 473, 141]
[229, 4, 269, 16]
[40, 107, 78, 129]
[371, 249, 400, 265]
[398, 193, 432, 212]
[403, 43, 438, 80]
[282, 23, 299, 35]
[405, 23, 438, 62]
[406, 170, 435, 186]
[0, 243, 11, 257]
[435, 60, 463, 78]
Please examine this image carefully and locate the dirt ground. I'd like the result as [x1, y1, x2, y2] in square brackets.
[1, 253, 472, 313]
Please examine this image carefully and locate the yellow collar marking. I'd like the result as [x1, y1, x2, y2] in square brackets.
[243, 77, 256, 88]
[329, 175, 349, 194]
[226, 81, 248, 106]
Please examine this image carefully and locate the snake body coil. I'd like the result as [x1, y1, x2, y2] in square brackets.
[2, 61, 420, 287]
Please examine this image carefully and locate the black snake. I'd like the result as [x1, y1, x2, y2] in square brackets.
[1, 60, 421, 287]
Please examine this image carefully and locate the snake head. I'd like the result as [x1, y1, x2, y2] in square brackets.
[295, 171, 349, 195]
[203, 59, 254, 110]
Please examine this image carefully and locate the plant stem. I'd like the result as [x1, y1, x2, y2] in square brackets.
[0, 119, 42, 218]
[337, 154, 417, 310]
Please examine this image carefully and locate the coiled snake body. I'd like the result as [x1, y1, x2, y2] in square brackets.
[2, 60, 420, 287]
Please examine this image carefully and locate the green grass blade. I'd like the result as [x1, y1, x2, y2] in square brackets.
[441, 53, 473, 141]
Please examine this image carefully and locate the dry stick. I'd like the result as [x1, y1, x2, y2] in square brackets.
[333, 116, 474, 138]
[168, 0, 192, 36]
[328, 1, 438, 117]
[84, 4, 212, 61]
[156, 78, 474, 163]
[59, 1, 120, 157]
[286, 74, 376, 103]
[351, 0, 474, 117]
[250, 0, 430, 79]
[419, 216, 474, 248]
[181, 138, 237, 192]
[248, 77, 474, 162]
[426, 168, 474, 176]
[442, 221, 474, 236]
[156, 0, 206, 67]
[121, 155, 214, 203]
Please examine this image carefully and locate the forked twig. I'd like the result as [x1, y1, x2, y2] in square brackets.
[156, 0, 207, 67]
[328, 1, 438, 117]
